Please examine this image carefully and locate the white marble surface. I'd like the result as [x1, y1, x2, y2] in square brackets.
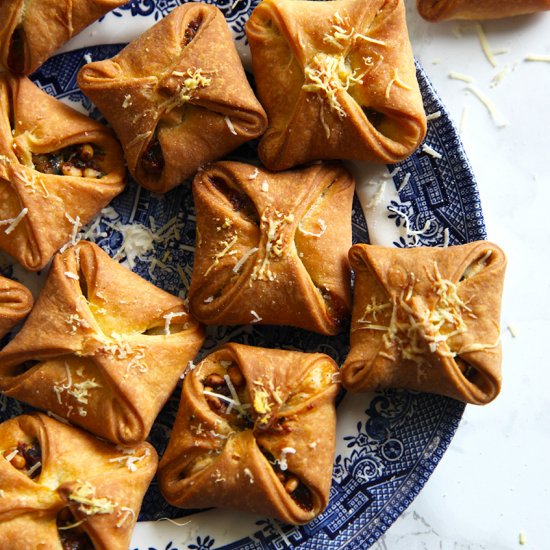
[372, 4, 550, 549]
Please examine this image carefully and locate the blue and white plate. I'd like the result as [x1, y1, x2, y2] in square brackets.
[0, 1, 487, 549]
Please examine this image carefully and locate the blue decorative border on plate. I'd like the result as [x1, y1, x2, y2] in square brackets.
[0, 22, 486, 549]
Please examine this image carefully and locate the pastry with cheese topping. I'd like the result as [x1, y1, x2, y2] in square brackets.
[0, 241, 205, 445]
[0, 0, 128, 75]
[0, 276, 32, 339]
[0, 75, 126, 272]
[245, 0, 427, 171]
[188, 161, 354, 335]
[158, 343, 339, 524]
[0, 412, 156, 550]
[77, 3, 268, 194]
[417, 0, 550, 21]
[342, 242, 507, 404]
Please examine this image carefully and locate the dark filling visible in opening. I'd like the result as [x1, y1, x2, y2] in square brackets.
[32, 144, 105, 178]
[362, 107, 386, 131]
[318, 287, 347, 327]
[209, 176, 259, 224]
[202, 369, 253, 430]
[8, 27, 25, 74]
[9, 439, 42, 478]
[183, 14, 203, 46]
[141, 134, 164, 174]
[57, 508, 94, 550]
[260, 448, 314, 511]
[16, 359, 40, 375]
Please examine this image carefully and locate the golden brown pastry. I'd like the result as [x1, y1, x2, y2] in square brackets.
[0, 412, 157, 550]
[245, 0, 427, 171]
[78, 3, 268, 194]
[158, 343, 340, 524]
[0, 275, 32, 339]
[0, 241, 205, 445]
[188, 161, 354, 335]
[342, 242, 506, 404]
[0, 75, 126, 272]
[0, 0, 128, 75]
[417, 0, 550, 21]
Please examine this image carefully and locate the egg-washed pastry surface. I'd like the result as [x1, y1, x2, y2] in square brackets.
[188, 161, 354, 335]
[158, 343, 340, 524]
[0, 0, 128, 75]
[245, 0, 427, 171]
[417, 0, 550, 21]
[0, 413, 157, 550]
[0, 275, 33, 339]
[0, 75, 126, 272]
[342, 242, 506, 404]
[0, 241, 205, 445]
[78, 3, 268, 194]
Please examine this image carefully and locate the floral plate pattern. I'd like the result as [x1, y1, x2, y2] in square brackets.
[0, 1, 486, 549]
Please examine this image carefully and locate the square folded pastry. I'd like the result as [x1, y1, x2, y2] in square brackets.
[417, 0, 550, 21]
[0, 413, 157, 550]
[245, 0, 427, 171]
[0, 241, 205, 445]
[342, 242, 506, 404]
[188, 161, 354, 335]
[0, 0, 128, 75]
[0, 276, 33, 339]
[78, 3, 268, 194]
[0, 75, 126, 272]
[158, 343, 340, 524]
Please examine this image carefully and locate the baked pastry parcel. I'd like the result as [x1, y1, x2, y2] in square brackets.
[417, 0, 550, 21]
[0, 413, 157, 550]
[342, 242, 507, 404]
[0, 275, 33, 339]
[0, 0, 128, 75]
[0, 75, 126, 272]
[0, 241, 205, 445]
[188, 161, 354, 335]
[158, 343, 340, 524]
[246, 0, 427, 171]
[78, 3, 268, 194]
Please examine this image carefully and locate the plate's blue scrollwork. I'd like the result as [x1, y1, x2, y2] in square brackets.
[109, 0, 259, 42]
[0, 13, 486, 545]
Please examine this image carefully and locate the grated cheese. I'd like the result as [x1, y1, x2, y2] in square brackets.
[397, 172, 411, 193]
[27, 461, 41, 477]
[448, 71, 475, 83]
[443, 228, 450, 248]
[224, 116, 238, 136]
[253, 387, 271, 416]
[64, 271, 79, 280]
[277, 447, 296, 472]
[109, 447, 151, 472]
[122, 94, 132, 108]
[116, 507, 135, 528]
[302, 53, 364, 118]
[421, 144, 442, 159]
[248, 168, 259, 180]
[466, 84, 508, 128]
[426, 111, 441, 121]
[1, 207, 28, 235]
[490, 66, 510, 88]
[475, 23, 497, 68]
[261, 180, 269, 193]
[162, 311, 186, 335]
[524, 54, 550, 63]
[204, 235, 238, 277]
[460, 106, 468, 134]
[365, 181, 386, 209]
[243, 467, 254, 484]
[507, 324, 517, 338]
[385, 68, 413, 99]
[69, 481, 117, 516]
[4, 449, 19, 463]
[250, 310, 262, 323]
